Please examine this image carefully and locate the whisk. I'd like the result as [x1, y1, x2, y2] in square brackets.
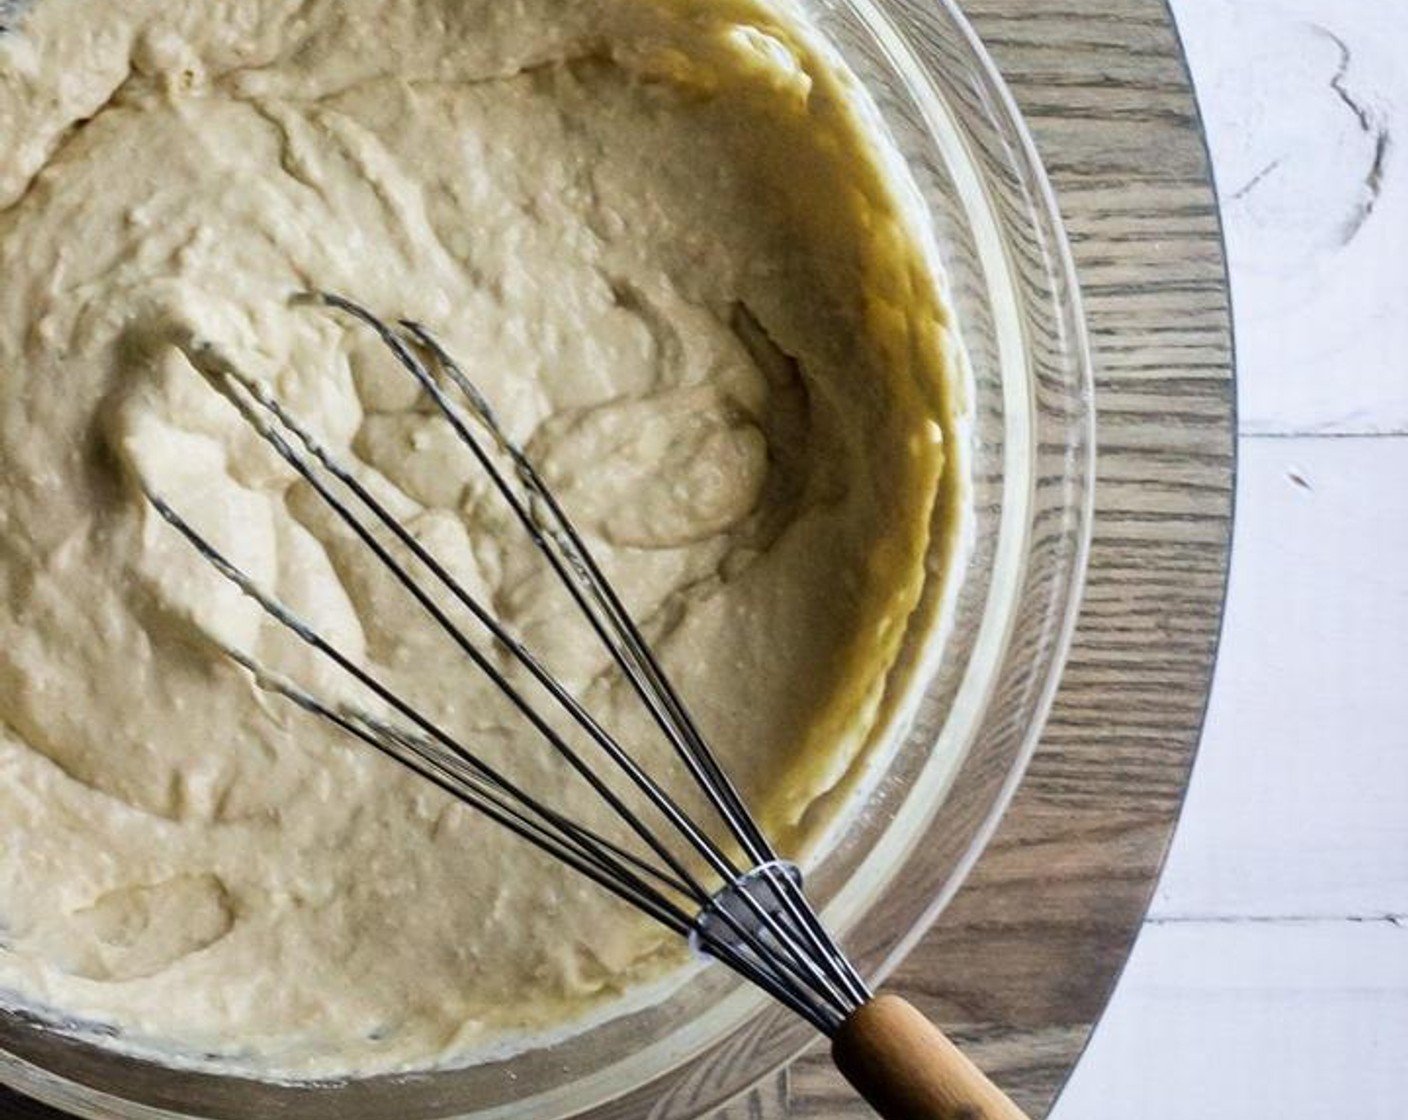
[144, 292, 1029, 1120]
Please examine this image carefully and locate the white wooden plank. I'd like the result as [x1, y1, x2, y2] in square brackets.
[1172, 0, 1408, 435]
[1150, 434, 1408, 919]
[1049, 918, 1408, 1120]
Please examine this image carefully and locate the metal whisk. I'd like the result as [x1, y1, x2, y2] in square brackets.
[145, 293, 1028, 1120]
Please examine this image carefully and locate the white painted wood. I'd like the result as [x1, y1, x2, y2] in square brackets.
[1150, 434, 1408, 919]
[1175, 0, 1408, 435]
[1064, 438, 1408, 1114]
[1050, 918, 1408, 1119]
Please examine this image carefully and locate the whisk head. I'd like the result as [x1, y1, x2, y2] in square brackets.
[142, 292, 872, 1034]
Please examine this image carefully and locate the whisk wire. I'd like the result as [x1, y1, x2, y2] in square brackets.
[351, 305, 866, 1014]
[402, 315, 777, 870]
[147, 296, 873, 1035]
[146, 486, 851, 1028]
[143, 492, 682, 910]
[409, 328, 872, 1007]
[322, 302, 866, 1013]
[189, 355, 729, 911]
[290, 306, 751, 884]
[336, 294, 761, 859]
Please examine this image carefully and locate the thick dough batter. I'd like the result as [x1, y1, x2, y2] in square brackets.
[0, 0, 961, 1078]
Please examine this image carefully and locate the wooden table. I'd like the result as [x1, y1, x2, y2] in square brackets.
[4, 0, 1233, 1115]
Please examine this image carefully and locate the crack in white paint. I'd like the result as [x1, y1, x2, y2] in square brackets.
[1314, 23, 1393, 243]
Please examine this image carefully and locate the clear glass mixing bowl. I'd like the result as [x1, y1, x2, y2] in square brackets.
[0, 0, 1094, 1115]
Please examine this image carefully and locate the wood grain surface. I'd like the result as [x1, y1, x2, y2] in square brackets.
[1, 0, 1234, 1115]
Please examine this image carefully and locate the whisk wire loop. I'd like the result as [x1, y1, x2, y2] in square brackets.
[147, 486, 844, 1030]
[185, 355, 725, 910]
[204, 343, 857, 1016]
[401, 318, 777, 870]
[145, 294, 873, 1036]
[324, 298, 866, 1013]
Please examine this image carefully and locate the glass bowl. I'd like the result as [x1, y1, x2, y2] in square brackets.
[0, 0, 1094, 1115]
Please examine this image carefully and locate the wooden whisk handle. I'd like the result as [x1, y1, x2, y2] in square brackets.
[831, 995, 1031, 1120]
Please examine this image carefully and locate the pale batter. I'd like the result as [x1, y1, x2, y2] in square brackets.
[0, 0, 963, 1077]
